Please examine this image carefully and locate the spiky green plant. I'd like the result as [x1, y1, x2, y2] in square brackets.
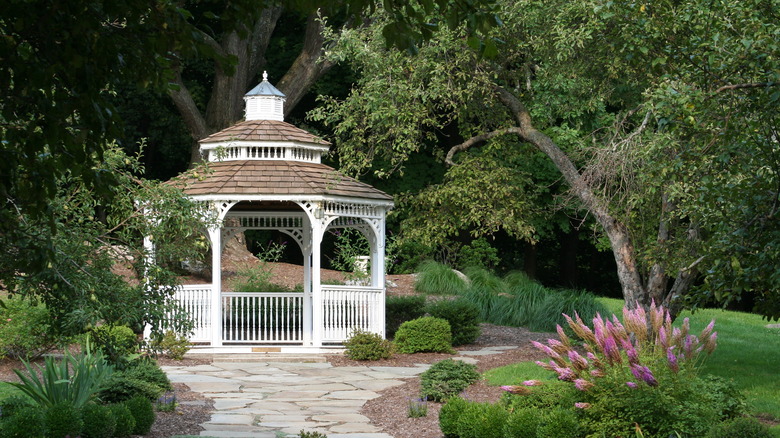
[414, 260, 466, 295]
[9, 349, 113, 409]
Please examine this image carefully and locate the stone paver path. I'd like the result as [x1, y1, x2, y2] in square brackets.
[163, 346, 516, 438]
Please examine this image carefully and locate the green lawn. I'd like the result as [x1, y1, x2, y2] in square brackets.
[485, 298, 780, 432]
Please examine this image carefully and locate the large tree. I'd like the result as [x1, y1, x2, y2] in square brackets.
[312, 0, 780, 318]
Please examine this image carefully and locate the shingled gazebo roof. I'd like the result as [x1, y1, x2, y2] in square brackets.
[200, 120, 329, 145]
[174, 160, 392, 201]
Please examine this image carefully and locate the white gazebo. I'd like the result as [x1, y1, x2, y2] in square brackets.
[164, 72, 393, 353]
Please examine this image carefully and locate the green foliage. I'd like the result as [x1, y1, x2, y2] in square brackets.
[456, 238, 500, 272]
[108, 404, 136, 438]
[425, 299, 481, 346]
[460, 269, 607, 332]
[10, 350, 113, 410]
[2, 145, 208, 339]
[503, 407, 540, 438]
[385, 295, 427, 338]
[81, 403, 117, 438]
[150, 330, 191, 360]
[500, 381, 579, 412]
[386, 239, 436, 274]
[155, 391, 177, 412]
[420, 359, 480, 402]
[124, 395, 156, 435]
[0, 405, 44, 438]
[98, 360, 170, 404]
[298, 430, 327, 438]
[0, 298, 58, 360]
[439, 396, 470, 438]
[89, 325, 138, 368]
[44, 401, 83, 438]
[394, 317, 453, 354]
[327, 228, 371, 281]
[344, 329, 394, 361]
[437, 397, 509, 438]
[536, 408, 580, 438]
[706, 417, 773, 438]
[414, 261, 467, 295]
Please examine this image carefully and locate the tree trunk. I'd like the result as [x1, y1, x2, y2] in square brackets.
[523, 242, 538, 279]
[559, 228, 579, 287]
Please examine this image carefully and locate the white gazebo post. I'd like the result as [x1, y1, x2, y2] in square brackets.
[208, 226, 222, 347]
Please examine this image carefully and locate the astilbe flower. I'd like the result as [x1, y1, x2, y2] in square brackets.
[501, 385, 531, 395]
[626, 381, 638, 389]
[575, 402, 592, 409]
[522, 380, 544, 386]
[553, 364, 577, 382]
[574, 379, 594, 391]
[567, 350, 589, 371]
[556, 325, 572, 348]
[666, 347, 679, 373]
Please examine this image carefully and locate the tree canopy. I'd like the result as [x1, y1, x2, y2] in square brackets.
[312, 0, 780, 318]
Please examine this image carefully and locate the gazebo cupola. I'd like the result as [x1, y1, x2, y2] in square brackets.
[244, 71, 285, 121]
[163, 72, 394, 353]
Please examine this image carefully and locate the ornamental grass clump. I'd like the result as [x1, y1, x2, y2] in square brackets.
[501, 302, 741, 438]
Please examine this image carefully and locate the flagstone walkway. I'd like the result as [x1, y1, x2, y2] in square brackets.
[163, 346, 517, 438]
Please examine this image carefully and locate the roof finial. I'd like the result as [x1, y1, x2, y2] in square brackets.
[262, 71, 268, 82]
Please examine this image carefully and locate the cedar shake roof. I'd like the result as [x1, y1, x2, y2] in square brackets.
[173, 160, 393, 201]
[200, 120, 330, 145]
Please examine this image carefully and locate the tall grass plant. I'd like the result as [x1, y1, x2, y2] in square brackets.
[414, 260, 467, 295]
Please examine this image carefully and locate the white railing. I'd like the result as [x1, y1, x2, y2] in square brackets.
[207, 144, 322, 163]
[222, 292, 304, 343]
[321, 285, 384, 342]
[173, 285, 212, 342]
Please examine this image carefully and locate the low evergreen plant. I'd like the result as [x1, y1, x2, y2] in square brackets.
[425, 299, 481, 346]
[394, 317, 453, 354]
[124, 395, 155, 435]
[420, 359, 480, 402]
[344, 329, 394, 360]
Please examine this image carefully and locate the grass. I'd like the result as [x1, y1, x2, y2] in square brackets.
[486, 296, 780, 429]
[414, 260, 467, 295]
[0, 381, 26, 401]
[456, 267, 608, 332]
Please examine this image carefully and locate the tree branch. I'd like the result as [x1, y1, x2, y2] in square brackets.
[168, 74, 209, 164]
[248, 6, 284, 78]
[445, 127, 521, 165]
[715, 82, 777, 93]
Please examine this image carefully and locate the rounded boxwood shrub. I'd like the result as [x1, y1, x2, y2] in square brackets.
[108, 403, 136, 438]
[344, 329, 394, 360]
[44, 401, 83, 438]
[458, 401, 510, 438]
[81, 402, 117, 438]
[124, 395, 155, 435]
[0, 405, 44, 438]
[439, 396, 469, 438]
[420, 359, 480, 402]
[537, 408, 580, 438]
[503, 407, 540, 438]
[123, 359, 172, 392]
[425, 299, 481, 346]
[706, 417, 773, 438]
[394, 317, 452, 354]
[385, 295, 427, 338]
[98, 374, 165, 403]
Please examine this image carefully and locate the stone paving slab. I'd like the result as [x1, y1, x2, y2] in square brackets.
[163, 345, 518, 438]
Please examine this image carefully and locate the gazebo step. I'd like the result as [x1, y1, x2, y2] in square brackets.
[200, 353, 328, 363]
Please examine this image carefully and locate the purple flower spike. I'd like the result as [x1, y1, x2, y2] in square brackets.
[523, 380, 544, 386]
[667, 347, 679, 373]
[705, 332, 718, 354]
[603, 336, 622, 364]
[641, 367, 658, 386]
[553, 365, 577, 382]
[630, 364, 644, 381]
[574, 379, 594, 391]
[568, 350, 589, 371]
[700, 320, 716, 340]
[575, 402, 592, 409]
[590, 369, 605, 378]
[658, 326, 669, 350]
[501, 385, 531, 395]
[626, 345, 639, 365]
[626, 381, 638, 389]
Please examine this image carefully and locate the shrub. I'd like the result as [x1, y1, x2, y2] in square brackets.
[522, 302, 724, 438]
[44, 401, 83, 438]
[0, 395, 34, 418]
[456, 401, 510, 438]
[420, 359, 480, 402]
[386, 295, 427, 338]
[124, 395, 155, 435]
[414, 260, 466, 295]
[394, 317, 453, 354]
[81, 402, 117, 438]
[456, 238, 500, 271]
[503, 407, 540, 438]
[439, 396, 469, 438]
[344, 329, 394, 360]
[706, 417, 773, 438]
[11, 349, 113, 409]
[124, 359, 172, 392]
[108, 404, 136, 438]
[0, 405, 44, 438]
[98, 374, 165, 404]
[89, 325, 138, 367]
[155, 391, 177, 412]
[537, 408, 580, 438]
[150, 330, 190, 360]
[425, 299, 481, 346]
[298, 430, 327, 438]
[700, 375, 747, 419]
[0, 298, 57, 360]
[500, 380, 579, 412]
